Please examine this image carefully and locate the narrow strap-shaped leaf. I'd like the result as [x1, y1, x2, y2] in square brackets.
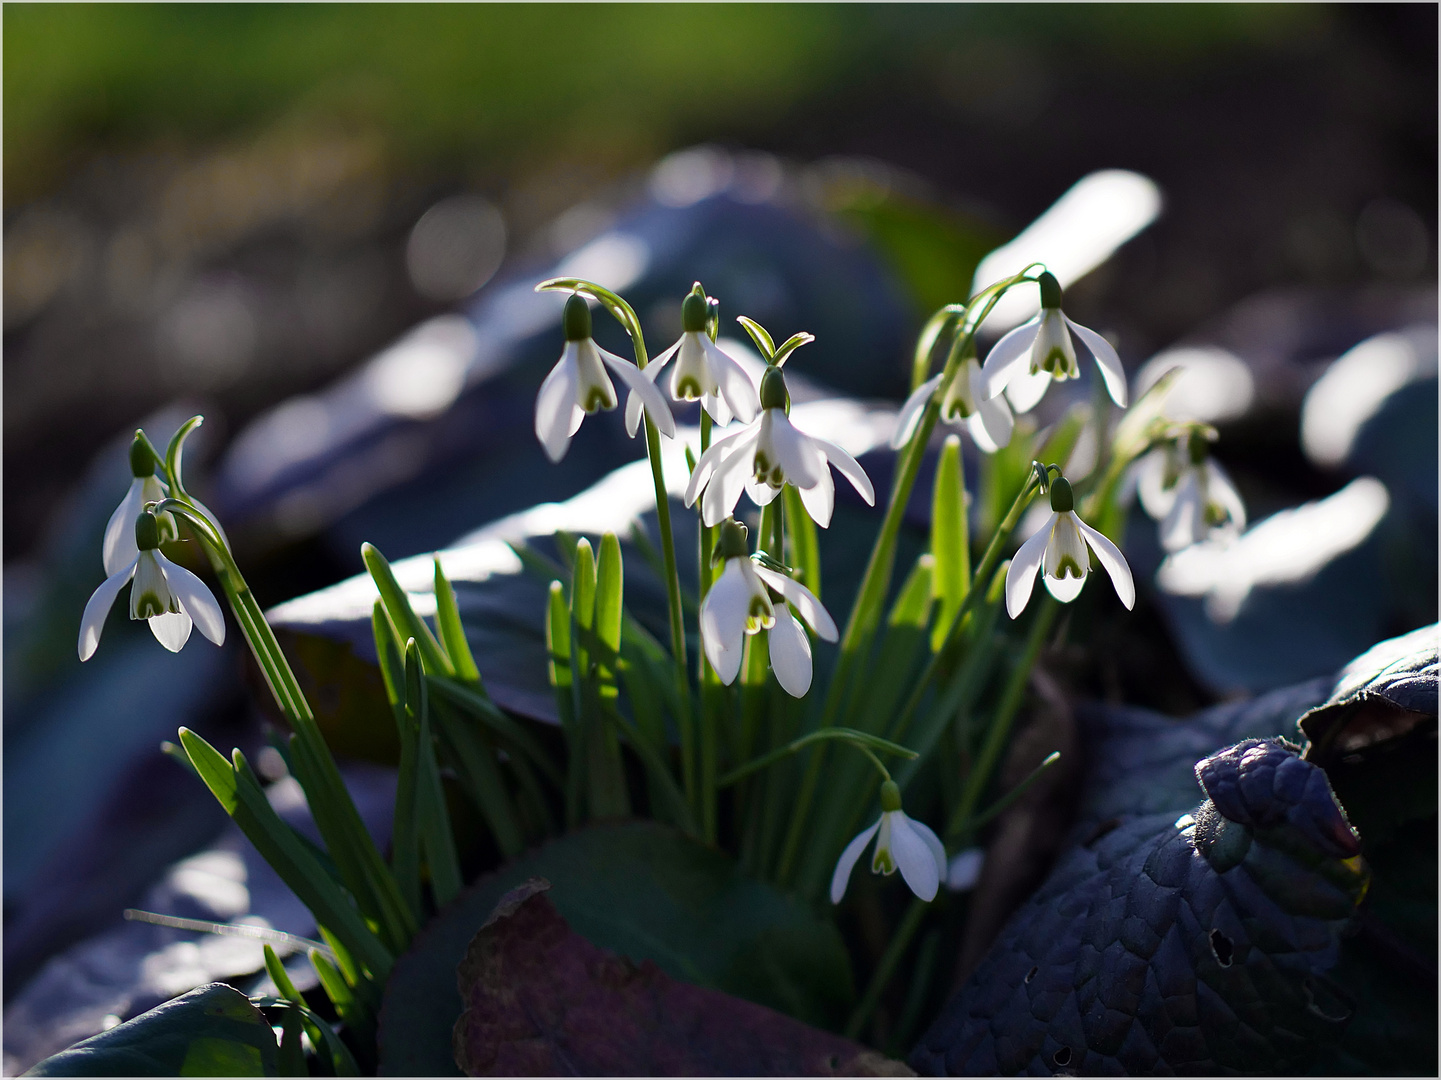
[434, 557, 483, 685]
[361, 542, 452, 679]
[371, 601, 405, 710]
[310, 947, 374, 1034]
[178, 727, 238, 813]
[277, 1001, 306, 1076]
[736, 315, 776, 360]
[263, 943, 305, 1005]
[771, 331, 815, 366]
[595, 534, 624, 660]
[428, 675, 564, 788]
[430, 699, 526, 859]
[930, 435, 970, 653]
[405, 641, 463, 905]
[571, 537, 597, 636]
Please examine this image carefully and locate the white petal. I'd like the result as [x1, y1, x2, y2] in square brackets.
[600, 348, 675, 439]
[891, 815, 940, 901]
[625, 358, 665, 437]
[1003, 366, 1054, 414]
[812, 438, 875, 505]
[967, 392, 1014, 452]
[158, 553, 226, 646]
[1066, 316, 1128, 407]
[1160, 473, 1204, 551]
[754, 566, 837, 641]
[1043, 569, 1088, 602]
[903, 813, 948, 879]
[796, 468, 835, 528]
[131, 550, 174, 618]
[890, 374, 944, 450]
[1005, 518, 1053, 619]
[684, 424, 756, 505]
[149, 610, 193, 652]
[1206, 459, 1247, 531]
[649, 337, 682, 376]
[706, 339, 761, 424]
[1134, 450, 1177, 519]
[767, 606, 813, 697]
[699, 561, 751, 684]
[701, 442, 755, 527]
[535, 350, 580, 462]
[764, 413, 824, 489]
[745, 477, 782, 508]
[1076, 514, 1136, 610]
[980, 316, 1041, 398]
[701, 389, 734, 427]
[829, 820, 881, 904]
[78, 559, 137, 661]
[103, 479, 146, 576]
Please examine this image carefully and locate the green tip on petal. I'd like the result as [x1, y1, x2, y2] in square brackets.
[1038, 271, 1063, 310]
[1049, 476, 1074, 513]
[682, 292, 709, 333]
[759, 366, 788, 410]
[129, 434, 158, 478]
[714, 519, 750, 563]
[1188, 432, 1208, 466]
[880, 780, 903, 812]
[563, 294, 592, 341]
[134, 510, 162, 551]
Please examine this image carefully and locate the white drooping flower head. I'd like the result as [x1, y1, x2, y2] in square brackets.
[1005, 474, 1136, 618]
[1134, 430, 1247, 552]
[625, 289, 760, 432]
[981, 271, 1128, 414]
[79, 509, 226, 660]
[892, 351, 1015, 454]
[830, 780, 947, 904]
[684, 366, 875, 529]
[103, 434, 175, 576]
[699, 520, 837, 697]
[535, 293, 676, 463]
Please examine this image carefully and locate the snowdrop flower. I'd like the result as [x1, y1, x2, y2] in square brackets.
[1134, 432, 1246, 551]
[981, 271, 1128, 413]
[1006, 476, 1135, 618]
[79, 510, 226, 660]
[103, 435, 174, 575]
[892, 352, 1014, 453]
[535, 294, 676, 462]
[685, 367, 874, 528]
[830, 780, 947, 903]
[625, 291, 759, 432]
[700, 520, 837, 697]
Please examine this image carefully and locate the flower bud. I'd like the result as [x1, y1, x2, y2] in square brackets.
[1048, 476, 1074, 512]
[562, 294, 592, 341]
[682, 292, 709, 333]
[1038, 271, 1063, 311]
[134, 510, 162, 551]
[713, 519, 750, 563]
[759, 366, 788, 411]
[880, 779, 903, 812]
[129, 434, 158, 478]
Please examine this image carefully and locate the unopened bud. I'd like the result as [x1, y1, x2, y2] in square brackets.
[563, 294, 592, 341]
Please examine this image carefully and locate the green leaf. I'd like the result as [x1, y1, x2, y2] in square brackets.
[361, 542, 452, 680]
[26, 983, 278, 1077]
[770, 331, 815, 367]
[377, 823, 855, 1077]
[178, 727, 238, 815]
[434, 557, 483, 685]
[276, 1007, 305, 1077]
[595, 533, 624, 660]
[571, 537, 596, 632]
[310, 948, 374, 1036]
[405, 641, 464, 903]
[735, 315, 776, 360]
[929, 435, 969, 653]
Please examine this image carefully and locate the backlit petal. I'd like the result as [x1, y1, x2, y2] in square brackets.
[535, 349, 580, 462]
[891, 814, 940, 901]
[706, 339, 761, 424]
[891, 374, 944, 450]
[149, 610, 193, 652]
[1005, 518, 1053, 618]
[1160, 472, 1204, 551]
[766, 413, 824, 489]
[700, 560, 750, 683]
[1043, 569, 1088, 602]
[797, 468, 835, 528]
[967, 392, 1014, 452]
[980, 316, 1041, 398]
[78, 559, 137, 661]
[600, 347, 675, 438]
[684, 423, 756, 505]
[159, 553, 226, 646]
[813, 438, 875, 505]
[701, 442, 755, 527]
[1066, 315, 1128, 406]
[903, 813, 948, 879]
[1076, 514, 1136, 609]
[830, 819, 881, 904]
[1003, 366, 1054, 413]
[754, 566, 837, 641]
[767, 606, 813, 697]
[103, 480, 145, 576]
